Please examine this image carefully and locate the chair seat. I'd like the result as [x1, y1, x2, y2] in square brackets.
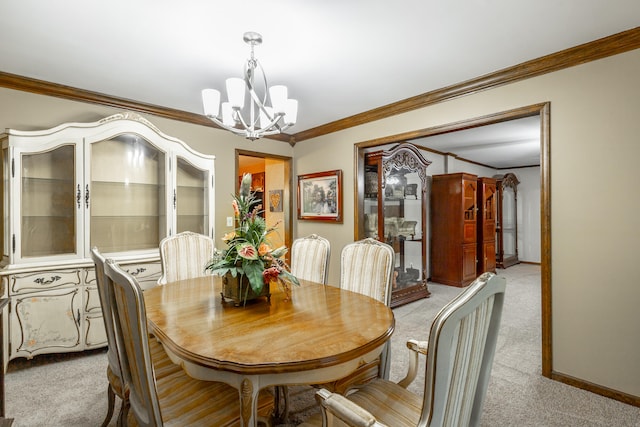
[347, 380, 421, 427]
[128, 340, 274, 426]
[107, 337, 182, 399]
[300, 380, 421, 427]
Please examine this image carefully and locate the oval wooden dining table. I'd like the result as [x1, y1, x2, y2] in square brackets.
[143, 276, 395, 427]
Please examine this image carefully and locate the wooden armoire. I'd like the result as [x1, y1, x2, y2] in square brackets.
[476, 177, 497, 275]
[430, 173, 478, 287]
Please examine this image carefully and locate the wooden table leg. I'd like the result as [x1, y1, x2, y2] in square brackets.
[239, 377, 259, 427]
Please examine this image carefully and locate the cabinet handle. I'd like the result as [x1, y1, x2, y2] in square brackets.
[85, 184, 90, 208]
[77, 185, 81, 208]
[173, 189, 177, 209]
[76, 309, 81, 326]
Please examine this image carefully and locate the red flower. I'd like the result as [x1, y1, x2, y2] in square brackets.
[262, 266, 281, 284]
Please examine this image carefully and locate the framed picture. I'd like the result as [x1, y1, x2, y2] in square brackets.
[269, 189, 283, 212]
[297, 169, 343, 222]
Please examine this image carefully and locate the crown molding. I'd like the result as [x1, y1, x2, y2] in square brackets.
[1, 27, 637, 144]
[292, 26, 640, 142]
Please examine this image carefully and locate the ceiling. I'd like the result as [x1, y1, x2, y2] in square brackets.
[412, 116, 542, 169]
[1, 1, 638, 168]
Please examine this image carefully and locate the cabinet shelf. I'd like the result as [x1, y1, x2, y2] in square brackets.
[22, 176, 74, 184]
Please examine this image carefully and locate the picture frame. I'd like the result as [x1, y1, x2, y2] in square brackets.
[297, 169, 343, 222]
[269, 189, 283, 212]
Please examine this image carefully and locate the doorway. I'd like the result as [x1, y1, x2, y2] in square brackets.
[354, 102, 551, 377]
[236, 150, 294, 258]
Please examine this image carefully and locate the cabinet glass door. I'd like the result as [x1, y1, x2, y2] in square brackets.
[89, 134, 166, 253]
[175, 157, 209, 235]
[502, 185, 517, 258]
[20, 145, 77, 258]
[363, 163, 380, 239]
[382, 168, 423, 290]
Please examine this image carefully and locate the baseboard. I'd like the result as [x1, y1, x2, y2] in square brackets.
[551, 371, 640, 407]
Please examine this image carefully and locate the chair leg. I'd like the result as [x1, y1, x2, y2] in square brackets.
[118, 399, 129, 427]
[273, 385, 290, 424]
[101, 385, 115, 427]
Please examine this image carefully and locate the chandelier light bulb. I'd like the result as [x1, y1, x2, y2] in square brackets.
[269, 85, 288, 115]
[201, 89, 221, 118]
[226, 78, 246, 109]
[284, 99, 298, 126]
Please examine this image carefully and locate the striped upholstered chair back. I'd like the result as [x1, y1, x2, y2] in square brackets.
[104, 259, 274, 426]
[158, 231, 215, 285]
[291, 234, 331, 284]
[90, 247, 125, 427]
[423, 272, 506, 426]
[340, 238, 395, 306]
[302, 272, 506, 427]
[104, 259, 164, 426]
[340, 238, 395, 378]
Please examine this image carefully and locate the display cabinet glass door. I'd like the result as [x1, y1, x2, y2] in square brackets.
[175, 156, 210, 235]
[495, 172, 520, 268]
[382, 168, 423, 291]
[89, 134, 167, 253]
[502, 186, 516, 255]
[20, 144, 79, 259]
[363, 143, 431, 307]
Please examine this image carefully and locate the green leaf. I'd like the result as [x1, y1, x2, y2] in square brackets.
[270, 246, 288, 259]
[278, 269, 300, 286]
[243, 260, 265, 293]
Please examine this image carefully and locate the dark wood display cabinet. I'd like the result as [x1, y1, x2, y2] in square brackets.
[362, 143, 431, 307]
[477, 177, 497, 275]
[430, 173, 478, 287]
[494, 172, 520, 268]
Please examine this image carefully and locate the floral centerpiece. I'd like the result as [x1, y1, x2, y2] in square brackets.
[206, 173, 299, 304]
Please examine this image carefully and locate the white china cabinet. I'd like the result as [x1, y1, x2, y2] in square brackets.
[0, 112, 215, 362]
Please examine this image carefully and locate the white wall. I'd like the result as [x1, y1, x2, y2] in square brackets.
[501, 167, 541, 263]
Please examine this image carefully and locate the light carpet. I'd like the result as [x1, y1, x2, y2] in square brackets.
[5, 264, 640, 426]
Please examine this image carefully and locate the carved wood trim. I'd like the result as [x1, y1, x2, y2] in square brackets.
[551, 371, 640, 407]
[240, 378, 253, 425]
[0, 71, 292, 143]
[0, 28, 637, 144]
[293, 27, 640, 142]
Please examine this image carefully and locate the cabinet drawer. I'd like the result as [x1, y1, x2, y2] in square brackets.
[122, 261, 162, 290]
[8, 269, 81, 295]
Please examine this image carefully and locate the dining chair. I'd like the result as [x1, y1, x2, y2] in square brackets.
[274, 234, 331, 422]
[103, 258, 274, 426]
[91, 247, 183, 427]
[290, 234, 331, 284]
[340, 237, 395, 379]
[157, 231, 215, 285]
[300, 272, 506, 427]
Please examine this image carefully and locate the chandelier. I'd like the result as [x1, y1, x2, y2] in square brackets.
[202, 31, 298, 141]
